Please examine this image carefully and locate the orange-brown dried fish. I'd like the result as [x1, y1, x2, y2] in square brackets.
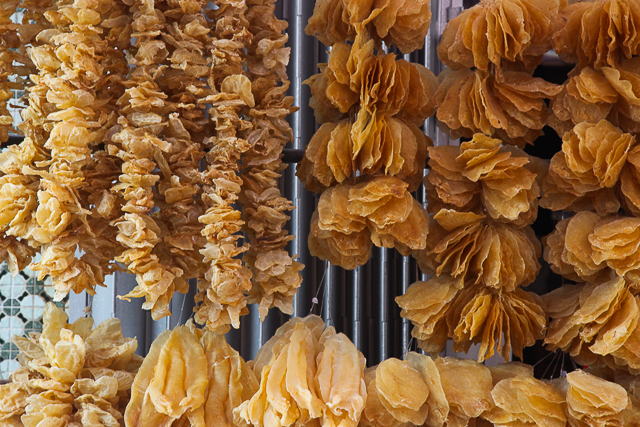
[305, 0, 431, 54]
[435, 357, 494, 425]
[435, 68, 562, 147]
[548, 59, 640, 136]
[553, 0, 640, 69]
[416, 209, 541, 291]
[427, 134, 544, 226]
[194, 1, 254, 331]
[541, 119, 636, 215]
[544, 276, 640, 365]
[438, 0, 565, 72]
[544, 211, 640, 282]
[483, 376, 567, 427]
[565, 370, 630, 427]
[240, 0, 302, 321]
[297, 118, 431, 193]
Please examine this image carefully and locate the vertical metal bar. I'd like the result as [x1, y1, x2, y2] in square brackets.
[323, 261, 333, 326]
[240, 304, 262, 361]
[351, 267, 363, 350]
[286, 0, 319, 318]
[378, 247, 389, 363]
[400, 255, 412, 356]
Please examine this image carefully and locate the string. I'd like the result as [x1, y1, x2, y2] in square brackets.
[309, 263, 328, 315]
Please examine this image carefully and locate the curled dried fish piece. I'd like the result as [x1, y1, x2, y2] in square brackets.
[544, 211, 640, 281]
[435, 68, 561, 147]
[125, 326, 208, 427]
[297, 118, 431, 193]
[305, 0, 431, 54]
[565, 370, 630, 426]
[541, 120, 636, 215]
[427, 134, 544, 226]
[553, 0, 640, 69]
[483, 376, 567, 427]
[416, 209, 540, 291]
[438, 0, 564, 72]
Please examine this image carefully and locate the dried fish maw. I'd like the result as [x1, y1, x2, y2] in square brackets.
[435, 357, 493, 420]
[419, 210, 540, 290]
[566, 370, 629, 426]
[315, 332, 366, 427]
[405, 352, 450, 427]
[435, 68, 561, 147]
[125, 327, 206, 427]
[438, 0, 563, 71]
[484, 376, 566, 427]
[285, 323, 324, 421]
[375, 358, 429, 425]
[552, 0, 640, 69]
[541, 120, 636, 214]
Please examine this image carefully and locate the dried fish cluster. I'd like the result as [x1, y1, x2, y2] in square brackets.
[124, 321, 257, 427]
[5, 309, 640, 427]
[0, 303, 141, 426]
[240, 0, 302, 321]
[541, 120, 637, 215]
[549, 59, 640, 136]
[406, 133, 547, 362]
[0, 0, 300, 330]
[435, 0, 563, 147]
[301, 1, 435, 269]
[193, 1, 255, 331]
[538, 0, 640, 375]
[305, 0, 432, 53]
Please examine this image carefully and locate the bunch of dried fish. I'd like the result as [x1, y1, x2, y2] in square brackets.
[0, 303, 141, 427]
[435, 68, 562, 147]
[549, 58, 640, 136]
[438, 0, 565, 72]
[152, 0, 209, 307]
[124, 322, 257, 427]
[553, 0, 640, 69]
[193, 0, 254, 331]
[543, 275, 640, 373]
[397, 277, 546, 362]
[541, 119, 636, 215]
[426, 134, 546, 227]
[309, 176, 428, 270]
[0, 0, 21, 144]
[305, 0, 431, 53]
[236, 315, 367, 427]
[240, 0, 302, 321]
[302, 7, 435, 268]
[111, 0, 188, 320]
[544, 211, 640, 283]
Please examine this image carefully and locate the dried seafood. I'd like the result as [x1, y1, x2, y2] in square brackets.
[236, 315, 366, 427]
[541, 119, 636, 215]
[416, 209, 541, 291]
[553, 0, 640, 69]
[305, 0, 431, 53]
[240, 0, 302, 321]
[194, 1, 253, 331]
[544, 211, 640, 282]
[549, 58, 640, 136]
[426, 134, 546, 227]
[435, 68, 562, 147]
[309, 176, 428, 269]
[438, 0, 564, 72]
[0, 303, 140, 427]
[543, 275, 640, 372]
[565, 370, 630, 427]
[398, 277, 547, 362]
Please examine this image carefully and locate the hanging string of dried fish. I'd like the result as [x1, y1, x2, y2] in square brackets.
[112, 0, 187, 319]
[194, 0, 254, 331]
[240, 0, 302, 321]
[152, 0, 209, 293]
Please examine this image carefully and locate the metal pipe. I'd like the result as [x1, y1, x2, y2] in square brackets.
[286, 0, 320, 318]
[378, 247, 389, 363]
